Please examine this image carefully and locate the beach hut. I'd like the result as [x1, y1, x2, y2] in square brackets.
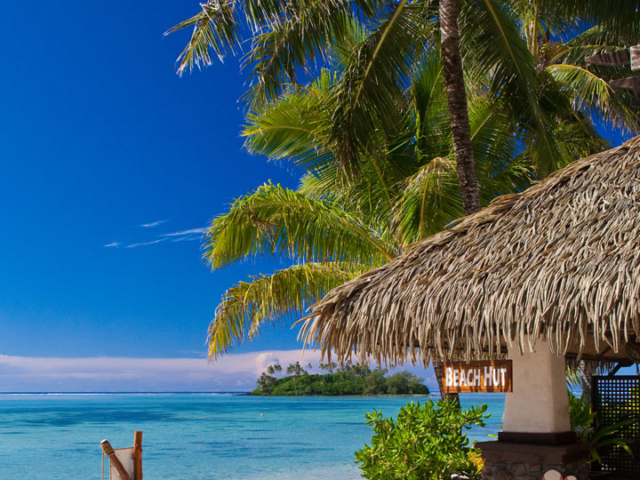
[300, 137, 640, 479]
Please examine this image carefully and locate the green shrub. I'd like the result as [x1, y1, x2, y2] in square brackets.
[355, 399, 488, 480]
[568, 392, 636, 464]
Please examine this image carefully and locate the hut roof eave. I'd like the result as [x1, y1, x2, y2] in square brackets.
[301, 137, 640, 366]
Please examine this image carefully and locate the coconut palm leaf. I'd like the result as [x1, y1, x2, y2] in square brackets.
[330, 0, 436, 174]
[411, 54, 452, 160]
[168, 0, 388, 103]
[394, 95, 531, 244]
[208, 262, 368, 357]
[243, 69, 407, 227]
[467, 98, 532, 200]
[242, 71, 336, 171]
[240, 0, 356, 109]
[393, 156, 462, 242]
[166, 1, 241, 75]
[461, 0, 565, 176]
[204, 182, 396, 270]
[546, 64, 640, 132]
[540, 0, 640, 45]
[559, 26, 631, 67]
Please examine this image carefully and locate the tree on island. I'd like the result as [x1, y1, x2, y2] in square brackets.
[285, 361, 308, 376]
[319, 362, 337, 374]
[266, 364, 282, 376]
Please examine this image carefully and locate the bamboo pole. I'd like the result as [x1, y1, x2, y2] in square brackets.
[133, 431, 143, 480]
[101, 440, 132, 480]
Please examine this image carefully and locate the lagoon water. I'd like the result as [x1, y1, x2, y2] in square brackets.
[0, 393, 504, 480]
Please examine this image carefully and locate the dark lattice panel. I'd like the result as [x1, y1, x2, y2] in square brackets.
[592, 376, 640, 479]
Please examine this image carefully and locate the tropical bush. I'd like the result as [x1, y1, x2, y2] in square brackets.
[568, 392, 636, 465]
[355, 399, 488, 480]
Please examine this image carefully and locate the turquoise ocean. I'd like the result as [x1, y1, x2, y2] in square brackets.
[0, 393, 504, 480]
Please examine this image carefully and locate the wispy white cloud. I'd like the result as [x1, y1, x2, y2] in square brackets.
[161, 227, 208, 238]
[140, 220, 168, 228]
[169, 236, 201, 243]
[106, 225, 207, 251]
[125, 239, 166, 249]
[0, 350, 437, 393]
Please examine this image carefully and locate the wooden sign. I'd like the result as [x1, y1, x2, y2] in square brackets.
[443, 360, 512, 393]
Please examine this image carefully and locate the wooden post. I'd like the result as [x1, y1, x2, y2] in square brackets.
[101, 440, 132, 480]
[133, 431, 143, 480]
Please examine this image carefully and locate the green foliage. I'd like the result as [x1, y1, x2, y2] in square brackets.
[568, 392, 596, 438]
[257, 373, 278, 391]
[252, 364, 429, 396]
[170, 0, 639, 174]
[286, 361, 308, 376]
[206, 262, 369, 358]
[567, 392, 636, 465]
[355, 399, 488, 480]
[319, 362, 337, 373]
[169, 0, 640, 360]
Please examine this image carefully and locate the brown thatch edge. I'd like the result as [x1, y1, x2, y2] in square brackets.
[299, 137, 640, 366]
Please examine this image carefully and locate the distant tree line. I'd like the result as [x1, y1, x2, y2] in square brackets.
[253, 362, 430, 396]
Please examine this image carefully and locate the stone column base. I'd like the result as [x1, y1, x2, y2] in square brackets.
[476, 441, 591, 480]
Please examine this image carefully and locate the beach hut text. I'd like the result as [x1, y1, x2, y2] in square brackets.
[443, 361, 512, 393]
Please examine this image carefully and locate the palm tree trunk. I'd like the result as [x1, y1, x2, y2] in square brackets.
[434, 0, 481, 400]
[578, 360, 594, 404]
[439, 0, 481, 215]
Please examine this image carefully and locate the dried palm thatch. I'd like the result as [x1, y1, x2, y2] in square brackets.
[300, 137, 640, 366]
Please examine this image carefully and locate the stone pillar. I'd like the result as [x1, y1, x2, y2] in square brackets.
[476, 339, 590, 480]
[502, 339, 571, 438]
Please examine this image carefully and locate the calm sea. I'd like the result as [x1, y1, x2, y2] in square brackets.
[0, 393, 504, 480]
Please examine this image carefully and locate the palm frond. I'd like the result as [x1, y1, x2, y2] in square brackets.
[166, 1, 241, 75]
[242, 70, 336, 171]
[241, 0, 355, 109]
[412, 53, 452, 159]
[559, 25, 630, 66]
[393, 156, 462, 243]
[467, 97, 533, 201]
[540, 0, 640, 45]
[462, 0, 566, 176]
[546, 64, 640, 134]
[394, 96, 533, 244]
[204, 182, 396, 269]
[330, 0, 436, 174]
[208, 262, 368, 358]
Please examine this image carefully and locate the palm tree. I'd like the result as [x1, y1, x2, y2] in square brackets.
[203, 54, 608, 359]
[439, 0, 479, 214]
[168, 0, 638, 173]
[168, 1, 639, 394]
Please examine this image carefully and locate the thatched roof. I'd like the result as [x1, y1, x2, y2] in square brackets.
[301, 137, 640, 366]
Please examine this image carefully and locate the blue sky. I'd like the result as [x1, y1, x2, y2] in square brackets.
[0, 2, 633, 391]
[0, 1, 312, 390]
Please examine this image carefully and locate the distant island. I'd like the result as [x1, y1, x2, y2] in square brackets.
[251, 362, 430, 396]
